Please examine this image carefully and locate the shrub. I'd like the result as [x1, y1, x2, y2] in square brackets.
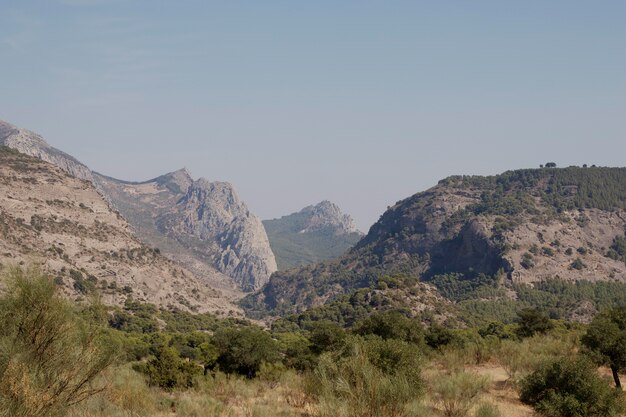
[432, 371, 489, 417]
[353, 311, 424, 345]
[0, 268, 116, 417]
[307, 320, 347, 354]
[582, 306, 626, 387]
[276, 332, 316, 370]
[426, 324, 459, 350]
[519, 356, 624, 417]
[211, 326, 280, 377]
[516, 308, 553, 338]
[138, 345, 202, 390]
[570, 258, 586, 270]
[308, 339, 424, 417]
[475, 403, 501, 417]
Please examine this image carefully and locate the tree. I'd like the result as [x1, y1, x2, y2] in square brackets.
[353, 311, 424, 345]
[582, 306, 626, 387]
[0, 268, 116, 417]
[545, 162, 557, 168]
[212, 326, 280, 377]
[425, 324, 457, 350]
[307, 320, 347, 354]
[519, 356, 624, 417]
[516, 308, 554, 338]
[142, 345, 201, 389]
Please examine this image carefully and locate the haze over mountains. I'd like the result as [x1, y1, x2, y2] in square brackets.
[3, 118, 626, 327]
[263, 201, 363, 270]
[0, 119, 362, 303]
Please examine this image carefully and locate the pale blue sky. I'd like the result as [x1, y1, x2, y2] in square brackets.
[1, 1, 625, 231]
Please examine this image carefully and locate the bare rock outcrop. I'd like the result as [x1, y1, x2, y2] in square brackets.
[298, 201, 360, 234]
[96, 172, 277, 292]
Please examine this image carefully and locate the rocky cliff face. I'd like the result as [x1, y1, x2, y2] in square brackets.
[263, 201, 363, 270]
[298, 201, 360, 234]
[0, 146, 239, 314]
[173, 178, 277, 290]
[96, 172, 277, 292]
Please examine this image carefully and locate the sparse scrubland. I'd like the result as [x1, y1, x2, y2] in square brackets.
[2, 267, 626, 417]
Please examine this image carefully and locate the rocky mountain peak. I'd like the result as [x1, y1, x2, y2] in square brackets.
[177, 178, 276, 290]
[262, 201, 363, 270]
[152, 168, 194, 195]
[299, 200, 360, 234]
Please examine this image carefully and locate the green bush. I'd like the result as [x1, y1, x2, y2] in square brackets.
[353, 311, 424, 345]
[516, 308, 553, 338]
[426, 324, 459, 350]
[582, 306, 626, 387]
[519, 356, 624, 417]
[211, 326, 280, 377]
[307, 320, 347, 354]
[570, 258, 586, 270]
[139, 345, 202, 390]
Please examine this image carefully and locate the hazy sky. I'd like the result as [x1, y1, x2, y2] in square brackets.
[1, 1, 625, 231]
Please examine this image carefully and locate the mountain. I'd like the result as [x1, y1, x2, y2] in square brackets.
[94, 172, 277, 292]
[263, 201, 363, 270]
[0, 119, 277, 292]
[243, 166, 626, 318]
[0, 146, 238, 313]
[0, 120, 97, 186]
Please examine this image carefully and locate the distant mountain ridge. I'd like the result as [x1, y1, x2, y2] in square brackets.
[263, 201, 363, 270]
[0, 119, 276, 293]
[244, 166, 626, 317]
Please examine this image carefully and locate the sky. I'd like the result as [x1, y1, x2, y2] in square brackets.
[1, 0, 625, 231]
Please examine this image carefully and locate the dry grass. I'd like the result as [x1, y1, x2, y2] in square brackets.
[68, 360, 541, 417]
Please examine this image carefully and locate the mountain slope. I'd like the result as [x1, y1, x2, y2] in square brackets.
[0, 120, 97, 187]
[0, 146, 238, 313]
[244, 167, 626, 317]
[0, 119, 276, 293]
[263, 201, 363, 270]
[95, 172, 277, 291]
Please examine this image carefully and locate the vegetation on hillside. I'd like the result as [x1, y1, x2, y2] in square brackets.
[3, 267, 626, 417]
[244, 166, 626, 319]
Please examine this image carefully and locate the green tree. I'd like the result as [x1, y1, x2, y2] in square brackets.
[582, 306, 626, 387]
[142, 345, 201, 389]
[0, 268, 116, 417]
[212, 326, 280, 377]
[307, 320, 347, 354]
[425, 324, 458, 350]
[516, 308, 553, 338]
[353, 311, 424, 344]
[519, 356, 623, 417]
